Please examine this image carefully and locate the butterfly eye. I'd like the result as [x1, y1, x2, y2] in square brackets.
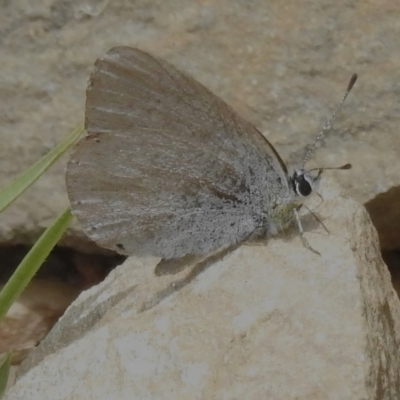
[292, 172, 313, 197]
[297, 176, 312, 196]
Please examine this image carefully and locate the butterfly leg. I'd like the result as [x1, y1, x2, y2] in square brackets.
[302, 204, 330, 234]
[293, 207, 321, 255]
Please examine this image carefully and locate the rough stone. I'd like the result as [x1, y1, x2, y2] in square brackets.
[6, 179, 400, 400]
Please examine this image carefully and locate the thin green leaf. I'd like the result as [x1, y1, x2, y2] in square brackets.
[0, 353, 11, 399]
[0, 208, 73, 323]
[0, 124, 83, 213]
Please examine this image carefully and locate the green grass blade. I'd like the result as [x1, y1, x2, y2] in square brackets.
[0, 352, 11, 399]
[0, 124, 83, 213]
[0, 208, 73, 323]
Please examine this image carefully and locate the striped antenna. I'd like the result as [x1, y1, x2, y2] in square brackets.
[302, 73, 357, 167]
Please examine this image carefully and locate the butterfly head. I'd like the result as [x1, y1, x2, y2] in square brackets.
[289, 163, 351, 201]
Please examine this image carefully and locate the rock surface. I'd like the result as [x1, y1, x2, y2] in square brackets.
[6, 179, 400, 400]
[1, 0, 400, 250]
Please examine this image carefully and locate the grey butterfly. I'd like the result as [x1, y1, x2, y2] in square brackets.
[66, 47, 355, 263]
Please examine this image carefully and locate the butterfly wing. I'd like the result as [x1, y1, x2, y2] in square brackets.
[66, 47, 289, 258]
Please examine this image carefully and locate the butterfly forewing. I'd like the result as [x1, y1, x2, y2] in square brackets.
[66, 47, 289, 258]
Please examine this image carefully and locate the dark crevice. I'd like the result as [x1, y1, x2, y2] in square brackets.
[0, 244, 126, 289]
[365, 185, 400, 299]
[0, 244, 126, 364]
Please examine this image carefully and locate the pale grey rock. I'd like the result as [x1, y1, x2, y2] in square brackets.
[6, 179, 400, 400]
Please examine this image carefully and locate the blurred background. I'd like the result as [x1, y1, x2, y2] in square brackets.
[1, 0, 400, 362]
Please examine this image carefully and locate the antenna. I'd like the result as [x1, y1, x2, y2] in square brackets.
[307, 163, 352, 174]
[302, 74, 357, 167]
[306, 163, 352, 182]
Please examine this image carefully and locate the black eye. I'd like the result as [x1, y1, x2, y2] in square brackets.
[296, 175, 312, 196]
